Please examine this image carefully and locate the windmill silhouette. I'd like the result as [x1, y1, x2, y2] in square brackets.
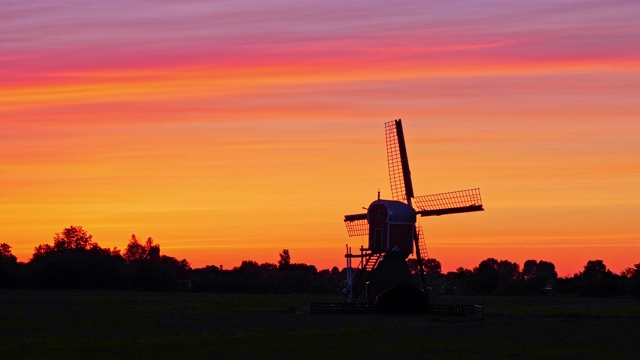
[343, 119, 483, 311]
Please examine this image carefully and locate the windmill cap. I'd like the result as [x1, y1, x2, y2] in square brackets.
[367, 199, 416, 224]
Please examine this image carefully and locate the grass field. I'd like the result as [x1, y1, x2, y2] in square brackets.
[1, 291, 638, 359]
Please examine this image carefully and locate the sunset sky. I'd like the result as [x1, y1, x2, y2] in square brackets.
[2, 0, 638, 276]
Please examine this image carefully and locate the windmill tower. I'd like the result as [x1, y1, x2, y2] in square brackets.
[343, 119, 484, 311]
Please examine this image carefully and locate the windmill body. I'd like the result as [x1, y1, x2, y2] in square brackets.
[366, 199, 415, 256]
[343, 119, 484, 311]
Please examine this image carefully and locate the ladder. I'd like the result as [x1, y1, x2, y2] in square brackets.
[346, 252, 381, 303]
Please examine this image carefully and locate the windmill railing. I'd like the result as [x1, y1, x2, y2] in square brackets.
[430, 304, 484, 317]
[310, 303, 482, 316]
[310, 302, 375, 314]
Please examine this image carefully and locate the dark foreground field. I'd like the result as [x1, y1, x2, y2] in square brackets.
[1, 291, 638, 359]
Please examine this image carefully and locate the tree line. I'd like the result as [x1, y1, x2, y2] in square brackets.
[415, 257, 640, 298]
[1, 226, 640, 297]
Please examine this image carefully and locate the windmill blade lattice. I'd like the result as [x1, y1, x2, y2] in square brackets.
[385, 120, 414, 202]
[414, 188, 483, 217]
[344, 218, 368, 237]
[416, 225, 429, 259]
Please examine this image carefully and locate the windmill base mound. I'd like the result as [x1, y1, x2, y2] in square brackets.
[364, 254, 414, 301]
[375, 284, 430, 314]
[364, 255, 430, 314]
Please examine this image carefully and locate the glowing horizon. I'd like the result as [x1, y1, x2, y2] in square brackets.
[1, 0, 639, 278]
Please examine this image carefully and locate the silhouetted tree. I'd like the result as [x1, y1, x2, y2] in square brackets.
[146, 237, 160, 261]
[620, 266, 635, 279]
[424, 258, 442, 277]
[122, 235, 190, 291]
[286, 263, 319, 293]
[0, 243, 16, 261]
[228, 260, 266, 292]
[522, 260, 537, 280]
[443, 267, 473, 295]
[576, 259, 617, 297]
[123, 235, 146, 262]
[407, 257, 443, 290]
[406, 258, 419, 275]
[32, 225, 95, 259]
[473, 258, 500, 294]
[407, 258, 442, 277]
[314, 266, 344, 294]
[123, 235, 160, 263]
[0, 243, 20, 288]
[522, 260, 557, 295]
[278, 249, 291, 269]
[32, 243, 52, 259]
[620, 263, 640, 296]
[28, 226, 126, 289]
[189, 265, 221, 292]
[473, 258, 521, 295]
[53, 225, 94, 251]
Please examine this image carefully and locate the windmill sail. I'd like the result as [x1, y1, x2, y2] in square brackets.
[344, 213, 368, 237]
[414, 188, 483, 217]
[415, 225, 428, 259]
[385, 119, 414, 202]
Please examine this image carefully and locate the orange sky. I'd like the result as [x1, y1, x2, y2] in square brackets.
[1, 0, 639, 277]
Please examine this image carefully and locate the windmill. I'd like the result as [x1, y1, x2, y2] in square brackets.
[343, 119, 483, 312]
